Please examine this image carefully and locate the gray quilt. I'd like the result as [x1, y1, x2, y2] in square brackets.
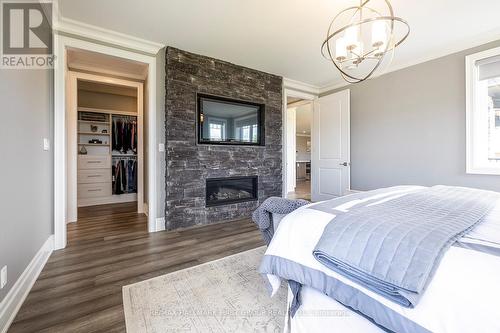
[252, 197, 309, 244]
[313, 185, 499, 307]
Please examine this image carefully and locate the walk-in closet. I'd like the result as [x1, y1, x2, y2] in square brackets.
[76, 81, 141, 207]
[65, 48, 148, 226]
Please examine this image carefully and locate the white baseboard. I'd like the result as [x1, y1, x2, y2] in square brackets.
[0, 235, 54, 333]
[155, 217, 165, 231]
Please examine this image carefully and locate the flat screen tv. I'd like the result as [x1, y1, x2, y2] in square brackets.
[197, 94, 264, 145]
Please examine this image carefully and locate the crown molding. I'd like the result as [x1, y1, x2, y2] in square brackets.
[318, 81, 349, 95]
[53, 17, 165, 56]
[287, 99, 313, 108]
[284, 77, 350, 98]
[283, 78, 320, 96]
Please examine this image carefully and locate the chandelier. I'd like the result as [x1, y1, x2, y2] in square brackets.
[321, 0, 410, 83]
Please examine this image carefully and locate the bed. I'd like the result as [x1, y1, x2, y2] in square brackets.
[260, 186, 500, 333]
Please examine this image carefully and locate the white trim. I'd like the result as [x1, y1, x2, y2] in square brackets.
[54, 17, 164, 56]
[282, 87, 316, 197]
[285, 106, 297, 193]
[287, 99, 314, 108]
[155, 217, 166, 231]
[345, 89, 352, 193]
[0, 235, 54, 333]
[465, 46, 500, 175]
[54, 34, 159, 250]
[283, 78, 319, 97]
[318, 81, 351, 95]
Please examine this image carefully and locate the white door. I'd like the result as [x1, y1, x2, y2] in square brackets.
[311, 89, 350, 202]
[286, 107, 297, 193]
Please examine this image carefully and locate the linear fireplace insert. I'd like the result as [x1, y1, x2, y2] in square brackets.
[206, 176, 258, 207]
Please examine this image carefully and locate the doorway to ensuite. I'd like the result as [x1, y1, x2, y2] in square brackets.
[283, 88, 351, 203]
[286, 98, 312, 201]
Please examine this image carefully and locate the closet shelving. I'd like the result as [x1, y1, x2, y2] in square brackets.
[77, 105, 139, 207]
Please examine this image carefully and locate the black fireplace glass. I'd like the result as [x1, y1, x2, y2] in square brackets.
[206, 176, 258, 207]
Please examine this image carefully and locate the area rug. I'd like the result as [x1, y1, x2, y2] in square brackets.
[122, 247, 287, 333]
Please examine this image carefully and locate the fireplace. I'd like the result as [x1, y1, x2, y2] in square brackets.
[206, 176, 258, 207]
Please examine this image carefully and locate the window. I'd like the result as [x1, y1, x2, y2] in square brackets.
[208, 120, 226, 141]
[241, 125, 250, 141]
[234, 117, 259, 143]
[252, 124, 258, 142]
[466, 47, 500, 175]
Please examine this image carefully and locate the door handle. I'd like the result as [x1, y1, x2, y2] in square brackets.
[339, 162, 349, 166]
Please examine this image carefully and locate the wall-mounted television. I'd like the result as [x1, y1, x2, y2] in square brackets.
[197, 94, 264, 146]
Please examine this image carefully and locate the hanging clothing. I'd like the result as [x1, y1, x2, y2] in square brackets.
[112, 116, 137, 155]
[112, 157, 137, 195]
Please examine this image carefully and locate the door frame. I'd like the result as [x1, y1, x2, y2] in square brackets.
[54, 34, 159, 250]
[286, 106, 297, 194]
[282, 88, 317, 198]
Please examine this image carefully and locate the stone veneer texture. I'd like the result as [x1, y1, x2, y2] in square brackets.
[165, 47, 283, 230]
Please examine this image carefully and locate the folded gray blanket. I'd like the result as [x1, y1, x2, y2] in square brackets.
[313, 185, 499, 307]
[252, 197, 309, 244]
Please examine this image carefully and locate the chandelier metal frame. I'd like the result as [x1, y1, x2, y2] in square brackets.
[321, 0, 410, 83]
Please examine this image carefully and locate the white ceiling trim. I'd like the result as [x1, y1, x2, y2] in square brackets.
[287, 99, 313, 108]
[283, 78, 319, 96]
[53, 17, 165, 56]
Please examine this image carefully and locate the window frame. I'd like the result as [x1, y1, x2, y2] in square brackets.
[465, 46, 500, 175]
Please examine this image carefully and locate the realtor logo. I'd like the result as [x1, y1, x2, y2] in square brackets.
[1, 1, 54, 68]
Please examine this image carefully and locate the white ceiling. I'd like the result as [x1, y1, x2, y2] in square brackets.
[204, 100, 258, 119]
[59, 0, 500, 88]
[77, 80, 137, 97]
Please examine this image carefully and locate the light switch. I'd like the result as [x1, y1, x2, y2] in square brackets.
[0, 266, 6, 289]
[43, 138, 50, 151]
[158, 143, 165, 152]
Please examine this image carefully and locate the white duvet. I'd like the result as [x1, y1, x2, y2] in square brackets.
[265, 187, 500, 333]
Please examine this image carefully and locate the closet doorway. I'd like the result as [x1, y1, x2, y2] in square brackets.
[65, 49, 148, 235]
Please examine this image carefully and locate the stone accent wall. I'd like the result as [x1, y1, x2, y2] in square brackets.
[165, 47, 283, 230]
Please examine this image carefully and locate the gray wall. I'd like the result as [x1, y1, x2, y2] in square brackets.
[0, 69, 53, 301]
[327, 40, 500, 192]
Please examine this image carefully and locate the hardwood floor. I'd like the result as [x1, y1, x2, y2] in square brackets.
[287, 179, 311, 201]
[9, 202, 264, 333]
